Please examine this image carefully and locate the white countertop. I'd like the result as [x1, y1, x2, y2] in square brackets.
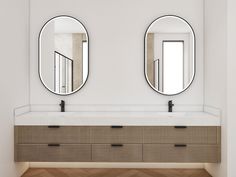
[14, 111, 221, 126]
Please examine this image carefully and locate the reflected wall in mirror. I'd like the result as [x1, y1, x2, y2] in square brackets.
[39, 15, 89, 95]
[145, 15, 195, 95]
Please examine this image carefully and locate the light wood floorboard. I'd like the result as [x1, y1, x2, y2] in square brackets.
[22, 168, 212, 177]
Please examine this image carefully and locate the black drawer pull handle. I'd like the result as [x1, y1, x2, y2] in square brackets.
[111, 144, 123, 147]
[48, 144, 60, 147]
[111, 126, 123, 128]
[174, 144, 187, 147]
[48, 126, 60, 128]
[174, 126, 187, 129]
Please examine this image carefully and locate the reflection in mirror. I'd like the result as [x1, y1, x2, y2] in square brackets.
[145, 15, 195, 95]
[39, 16, 89, 95]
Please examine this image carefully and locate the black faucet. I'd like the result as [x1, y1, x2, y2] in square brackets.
[60, 100, 65, 112]
[168, 100, 174, 112]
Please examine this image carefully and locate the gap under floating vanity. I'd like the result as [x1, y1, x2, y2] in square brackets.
[14, 111, 221, 163]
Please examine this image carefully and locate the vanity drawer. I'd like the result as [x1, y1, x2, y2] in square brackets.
[92, 144, 142, 162]
[143, 144, 220, 163]
[143, 126, 219, 144]
[90, 126, 142, 143]
[15, 126, 90, 144]
[15, 144, 91, 162]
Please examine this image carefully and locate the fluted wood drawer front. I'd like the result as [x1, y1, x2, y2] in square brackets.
[90, 126, 142, 143]
[15, 126, 90, 144]
[92, 144, 142, 162]
[16, 144, 91, 162]
[143, 144, 220, 163]
[143, 126, 219, 144]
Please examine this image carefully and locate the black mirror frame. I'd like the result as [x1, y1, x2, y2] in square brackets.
[38, 15, 89, 96]
[144, 15, 196, 96]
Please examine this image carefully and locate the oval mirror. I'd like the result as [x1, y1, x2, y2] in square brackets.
[39, 15, 89, 95]
[145, 15, 195, 95]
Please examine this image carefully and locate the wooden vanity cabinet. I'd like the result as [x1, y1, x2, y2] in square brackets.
[14, 126, 221, 163]
[15, 126, 90, 144]
[143, 144, 220, 162]
[90, 126, 142, 144]
[142, 126, 221, 163]
[92, 144, 143, 162]
[14, 126, 91, 162]
[16, 144, 91, 162]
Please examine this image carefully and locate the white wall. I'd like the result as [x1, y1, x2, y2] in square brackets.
[204, 0, 227, 177]
[30, 0, 204, 109]
[227, 0, 236, 176]
[0, 0, 232, 176]
[0, 0, 29, 177]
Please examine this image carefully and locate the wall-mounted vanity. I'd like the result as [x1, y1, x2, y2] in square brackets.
[14, 14, 220, 165]
[14, 112, 221, 163]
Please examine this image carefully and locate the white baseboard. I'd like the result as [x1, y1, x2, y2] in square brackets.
[29, 162, 204, 169]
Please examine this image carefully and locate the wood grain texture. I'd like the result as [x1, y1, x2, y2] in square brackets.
[92, 144, 142, 162]
[90, 126, 143, 143]
[143, 126, 218, 144]
[15, 126, 221, 163]
[16, 144, 91, 162]
[15, 126, 90, 144]
[22, 168, 212, 177]
[143, 144, 220, 163]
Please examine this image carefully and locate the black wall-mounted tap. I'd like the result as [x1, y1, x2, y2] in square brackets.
[60, 100, 65, 112]
[168, 100, 174, 112]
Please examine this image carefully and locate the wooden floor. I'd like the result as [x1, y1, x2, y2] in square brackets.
[22, 168, 212, 177]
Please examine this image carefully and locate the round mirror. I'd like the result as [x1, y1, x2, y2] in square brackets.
[39, 15, 89, 95]
[145, 15, 195, 95]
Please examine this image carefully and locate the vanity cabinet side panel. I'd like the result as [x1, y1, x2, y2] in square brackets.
[217, 127, 221, 162]
[14, 126, 19, 161]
